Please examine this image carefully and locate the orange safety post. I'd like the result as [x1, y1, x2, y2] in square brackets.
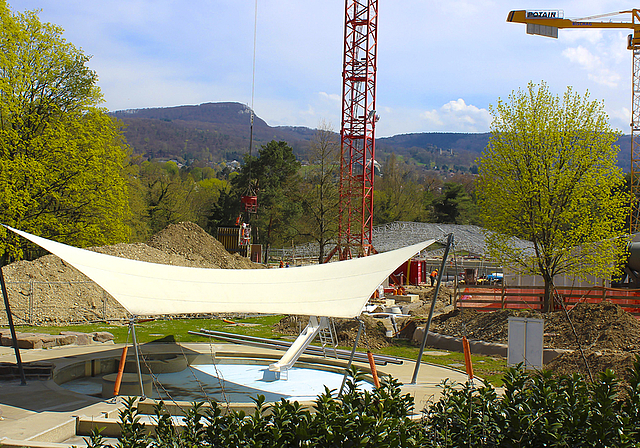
[113, 345, 129, 396]
[462, 336, 474, 380]
[367, 351, 381, 388]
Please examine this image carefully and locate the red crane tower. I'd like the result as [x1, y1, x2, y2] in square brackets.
[333, 0, 379, 260]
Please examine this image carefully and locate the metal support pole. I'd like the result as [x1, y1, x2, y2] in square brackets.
[411, 233, 454, 384]
[129, 318, 146, 399]
[28, 280, 33, 325]
[339, 317, 364, 396]
[0, 266, 27, 385]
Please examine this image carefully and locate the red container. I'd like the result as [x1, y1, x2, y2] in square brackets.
[392, 260, 424, 285]
[241, 195, 258, 213]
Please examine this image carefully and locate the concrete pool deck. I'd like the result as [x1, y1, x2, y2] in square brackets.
[0, 342, 470, 446]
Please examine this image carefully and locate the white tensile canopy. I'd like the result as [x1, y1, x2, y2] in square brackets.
[5, 226, 435, 319]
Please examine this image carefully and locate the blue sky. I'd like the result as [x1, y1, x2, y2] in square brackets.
[7, 0, 640, 137]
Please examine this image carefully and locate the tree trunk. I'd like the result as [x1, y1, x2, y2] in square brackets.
[318, 238, 325, 265]
[542, 275, 553, 313]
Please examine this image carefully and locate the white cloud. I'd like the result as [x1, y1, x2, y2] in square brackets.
[318, 92, 341, 104]
[609, 32, 629, 64]
[562, 46, 599, 70]
[561, 28, 604, 45]
[608, 107, 631, 132]
[420, 110, 444, 127]
[9, 0, 640, 139]
[562, 46, 621, 87]
[419, 99, 491, 132]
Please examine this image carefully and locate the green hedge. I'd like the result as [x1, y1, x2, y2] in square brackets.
[87, 359, 640, 447]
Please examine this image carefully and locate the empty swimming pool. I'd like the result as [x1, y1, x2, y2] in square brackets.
[59, 362, 372, 403]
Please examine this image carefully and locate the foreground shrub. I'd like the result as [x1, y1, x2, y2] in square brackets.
[422, 356, 640, 447]
[108, 358, 640, 447]
[113, 366, 425, 448]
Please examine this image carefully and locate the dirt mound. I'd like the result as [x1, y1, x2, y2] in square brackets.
[546, 350, 639, 384]
[147, 222, 262, 269]
[542, 302, 640, 382]
[427, 301, 640, 382]
[274, 315, 390, 350]
[1, 222, 263, 325]
[90, 242, 205, 267]
[429, 308, 541, 345]
[544, 301, 640, 351]
[429, 302, 640, 352]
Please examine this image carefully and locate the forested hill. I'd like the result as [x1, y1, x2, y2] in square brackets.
[112, 102, 632, 171]
[377, 132, 632, 172]
[112, 102, 316, 164]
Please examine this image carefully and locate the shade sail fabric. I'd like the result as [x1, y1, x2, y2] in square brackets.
[5, 225, 435, 319]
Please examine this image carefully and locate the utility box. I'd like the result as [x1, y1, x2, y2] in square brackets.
[508, 317, 544, 369]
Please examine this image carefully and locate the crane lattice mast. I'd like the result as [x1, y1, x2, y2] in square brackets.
[335, 0, 379, 260]
[507, 9, 640, 234]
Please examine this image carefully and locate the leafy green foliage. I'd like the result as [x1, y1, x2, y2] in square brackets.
[84, 426, 109, 448]
[431, 182, 477, 224]
[117, 396, 149, 448]
[95, 360, 640, 447]
[229, 140, 302, 249]
[124, 158, 231, 241]
[0, 2, 130, 260]
[374, 154, 429, 225]
[477, 82, 631, 311]
[424, 360, 640, 447]
[100, 368, 426, 448]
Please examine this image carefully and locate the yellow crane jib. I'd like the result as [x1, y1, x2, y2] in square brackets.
[507, 9, 640, 46]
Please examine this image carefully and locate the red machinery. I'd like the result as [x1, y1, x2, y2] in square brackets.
[332, 0, 379, 261]
[241, 194, 258, 213]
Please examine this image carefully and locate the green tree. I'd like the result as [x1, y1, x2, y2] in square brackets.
[192, 176, 230, 233]
[135, 161, 196, 235]
[477, 82, 630, 312]
[232, 140, 302, 258]
[298, 121, 340, 263]
[374, 154, 427, 224]
[0, 2, 130, 261]
[432, 183, 470, 223]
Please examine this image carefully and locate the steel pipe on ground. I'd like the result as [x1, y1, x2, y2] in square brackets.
[189, 329, 403, 365]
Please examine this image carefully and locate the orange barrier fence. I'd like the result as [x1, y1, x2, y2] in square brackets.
[455, 284, 640, 316]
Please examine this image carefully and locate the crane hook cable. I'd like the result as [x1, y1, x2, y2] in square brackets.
[247, 0, 258, 192]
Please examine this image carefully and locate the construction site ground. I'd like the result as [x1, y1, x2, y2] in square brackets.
[2, 222, 640, 446]
[2, 221, 638, 382]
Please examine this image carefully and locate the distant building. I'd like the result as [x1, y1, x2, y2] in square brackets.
[227, 160, 241, 171]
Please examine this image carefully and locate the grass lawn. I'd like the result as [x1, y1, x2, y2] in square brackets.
[4, 315, 507, 386]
